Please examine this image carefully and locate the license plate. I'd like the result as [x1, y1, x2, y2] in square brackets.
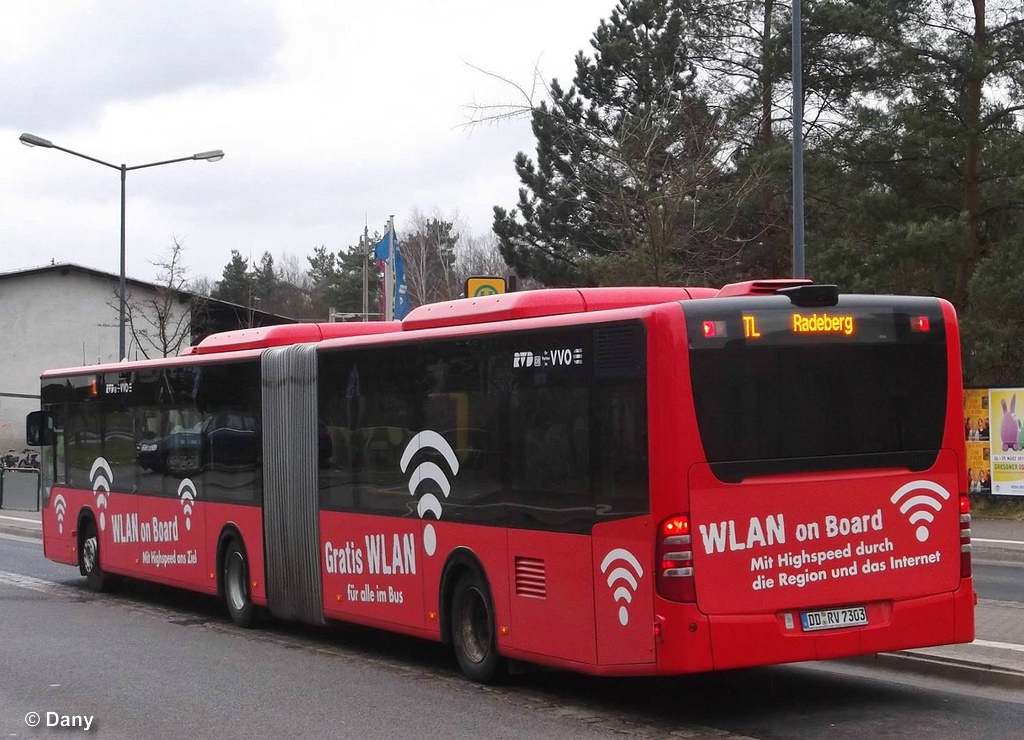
[800, 606, 868, 632]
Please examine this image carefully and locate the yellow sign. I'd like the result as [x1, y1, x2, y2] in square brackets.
[465, 277, 506, 297]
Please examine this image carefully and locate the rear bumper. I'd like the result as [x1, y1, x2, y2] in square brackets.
[655, 580, 975, 673]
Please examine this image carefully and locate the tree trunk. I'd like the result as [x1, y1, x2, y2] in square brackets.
[957, 0, 986, 309]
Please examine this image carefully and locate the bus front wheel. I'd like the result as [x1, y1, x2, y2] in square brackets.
[223, 538, 256, 628]
[450, 570, 505, 683]
[80, 519, 107, 593]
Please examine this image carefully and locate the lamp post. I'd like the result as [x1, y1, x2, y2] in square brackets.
[19, 132, 224, 360]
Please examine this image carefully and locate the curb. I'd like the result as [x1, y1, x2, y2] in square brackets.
[847, 650, 1024, 690]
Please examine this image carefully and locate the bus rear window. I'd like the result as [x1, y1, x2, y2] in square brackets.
[687, 298, 948, 481]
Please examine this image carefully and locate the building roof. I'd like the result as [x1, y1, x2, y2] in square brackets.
[0, 261, 296, 325]
[0, 261, 168, 292]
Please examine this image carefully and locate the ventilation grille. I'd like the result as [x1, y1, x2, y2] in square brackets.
[595, 323, 645, 378]
[514, 556, 547, 599]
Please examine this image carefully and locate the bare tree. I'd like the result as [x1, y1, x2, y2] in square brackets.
[276, 253, 313, 293]
[454, 230, 505, 277]
[187, 274, 214, 296]
[451, 228, 508, 293]
[117, 237, 196, 359]
[400, 209, 461, 307]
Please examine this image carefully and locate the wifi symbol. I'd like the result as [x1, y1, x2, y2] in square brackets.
[600, 548, 644, 626]
[89, 457, 114, 532]
[53, 494, 67, 535]
[178, 479, 197, 532]
[890, 480, 951, 543]
[400, 430, 460, 558]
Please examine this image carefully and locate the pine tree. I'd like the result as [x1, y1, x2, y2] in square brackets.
[211, 250, 254, 306]
[494, 0, 746, 287]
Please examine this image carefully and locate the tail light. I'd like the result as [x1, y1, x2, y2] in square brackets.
[657, 514, 696, 602]
[959, 494, 972, 578]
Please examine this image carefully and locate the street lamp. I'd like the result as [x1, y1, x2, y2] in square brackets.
[18, 132, 224, 360]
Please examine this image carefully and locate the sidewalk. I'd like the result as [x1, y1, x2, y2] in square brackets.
[1, 508, 1023, 687]
[864, 516, 1024, 688]
[0, 509, 43, 539]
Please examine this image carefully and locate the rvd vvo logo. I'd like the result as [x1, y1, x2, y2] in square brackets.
[512, 347, 583, 368]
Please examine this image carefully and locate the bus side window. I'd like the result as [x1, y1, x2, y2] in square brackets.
[595, 382, 649, 518]
[54, 423, 66, 486]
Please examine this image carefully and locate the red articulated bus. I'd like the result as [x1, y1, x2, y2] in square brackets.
[27, 280, 974, 682]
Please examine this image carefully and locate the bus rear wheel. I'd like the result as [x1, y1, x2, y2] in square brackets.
[450, 570, 505, 684]
[223, 538, 256, 628]
[80, 520, 107, 593]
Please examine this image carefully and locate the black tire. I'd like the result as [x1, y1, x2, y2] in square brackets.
[223, 538, 256, 628]
[450, 570, 505, 684]
[80, 519, 107, 592]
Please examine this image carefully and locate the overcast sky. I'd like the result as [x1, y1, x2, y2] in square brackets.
[1, 0, 612, 286]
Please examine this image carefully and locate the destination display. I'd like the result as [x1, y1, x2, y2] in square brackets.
[692, 305, 941, 346]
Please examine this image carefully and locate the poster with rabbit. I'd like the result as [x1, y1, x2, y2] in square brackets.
[990, 389, 1024, 496]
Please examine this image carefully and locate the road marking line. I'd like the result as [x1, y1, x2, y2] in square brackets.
[973, 538, 1024, 546]
[0, 532, 42, 544]
[0, 570, 65, 594]
[973, 639, 1024, 653]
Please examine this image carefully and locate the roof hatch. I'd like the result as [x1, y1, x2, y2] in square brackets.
[187, 322, 399, 355]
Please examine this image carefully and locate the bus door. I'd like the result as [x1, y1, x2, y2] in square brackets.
[134, 432, 206, 586]
[133, 384, 207, 588]
[592, 517, 656, 666]
[135, 471, 206, 587]
[64, 381, 141, 578]
[505, 368, 598, 665]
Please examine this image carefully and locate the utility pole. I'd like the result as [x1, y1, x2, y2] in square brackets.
[791, 0, 805, 278]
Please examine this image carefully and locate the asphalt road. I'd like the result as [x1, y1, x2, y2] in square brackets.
[1, 532, 1023, 740]
[973, 559, 1024, 603]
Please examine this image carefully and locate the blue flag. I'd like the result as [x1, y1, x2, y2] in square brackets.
[394, 241, 410, 319]
[373, 232, 391, 263]
[372, 228, 409, 320]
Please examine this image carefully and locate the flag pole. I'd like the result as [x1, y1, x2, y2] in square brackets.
[362, 221, 369, 321]
[384, 215, 395, 321]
